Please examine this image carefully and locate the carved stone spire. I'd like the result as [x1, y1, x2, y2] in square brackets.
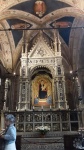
[57, 32, 61, 52]
[53, 22, 58, 55]
[53, 29, 57, 55]
[22, 23, 28, 54]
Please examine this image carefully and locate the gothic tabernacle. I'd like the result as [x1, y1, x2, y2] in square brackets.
[17, 31, 68, 111]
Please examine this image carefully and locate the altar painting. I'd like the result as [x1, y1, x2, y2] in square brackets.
[32, 76, 52, 106]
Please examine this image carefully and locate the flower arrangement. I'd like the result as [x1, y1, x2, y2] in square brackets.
[35, 125, 50, 135]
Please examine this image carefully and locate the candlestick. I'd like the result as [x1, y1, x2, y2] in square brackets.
[33, 106, 34, 110]
[59, 104, 60, 109]
[41, 106, 43, 110]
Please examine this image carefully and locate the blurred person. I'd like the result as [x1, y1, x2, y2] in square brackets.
[0, 114, 16, 150]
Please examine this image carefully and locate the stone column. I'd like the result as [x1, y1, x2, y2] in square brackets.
[28, 80, 31, 109]
[18, 81, 22, 110]
[54, 78, 57, 108]
[25, 81, 28, 110]
[78, 71, 84, 104]
[82, 109, 84, 127]
[1, 111, 5, 130]
[62, 77, 68, 109]
[55, 79, 60, 109]
[3, 78, 9, 111]
[25, 80, 30, 110]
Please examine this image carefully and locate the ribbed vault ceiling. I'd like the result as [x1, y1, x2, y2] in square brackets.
[0, 0, 84, 75]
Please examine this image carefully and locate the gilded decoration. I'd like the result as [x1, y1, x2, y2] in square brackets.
[32, 75, 52, 106]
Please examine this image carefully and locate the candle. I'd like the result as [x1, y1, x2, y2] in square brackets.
[41, 106, 43, 110]
[50, 105, 51, 109]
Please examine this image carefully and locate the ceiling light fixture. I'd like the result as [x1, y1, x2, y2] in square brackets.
[70, 70, 73, 74]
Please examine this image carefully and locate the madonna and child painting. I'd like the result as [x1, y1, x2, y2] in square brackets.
[32, 77, 52, 106]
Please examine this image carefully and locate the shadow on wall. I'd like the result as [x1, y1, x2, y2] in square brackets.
[67, 93, 75, 110]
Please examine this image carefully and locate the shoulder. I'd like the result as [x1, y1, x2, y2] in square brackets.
[9, 125, 16, 131]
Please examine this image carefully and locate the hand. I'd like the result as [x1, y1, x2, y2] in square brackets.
[0, 129, 5, 136]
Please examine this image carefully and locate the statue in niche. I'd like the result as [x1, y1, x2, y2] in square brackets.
[34, 96, 39, 104]
[57, 66, 61, 75]
[39, 80, 47, 99]
[46, 95, 52, 104]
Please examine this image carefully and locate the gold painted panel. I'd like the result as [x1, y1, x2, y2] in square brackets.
[32, 75, 52, 106]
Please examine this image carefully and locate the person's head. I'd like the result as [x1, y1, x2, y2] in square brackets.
[5, 114, 15, 126]
[41, 80, 44, 85]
